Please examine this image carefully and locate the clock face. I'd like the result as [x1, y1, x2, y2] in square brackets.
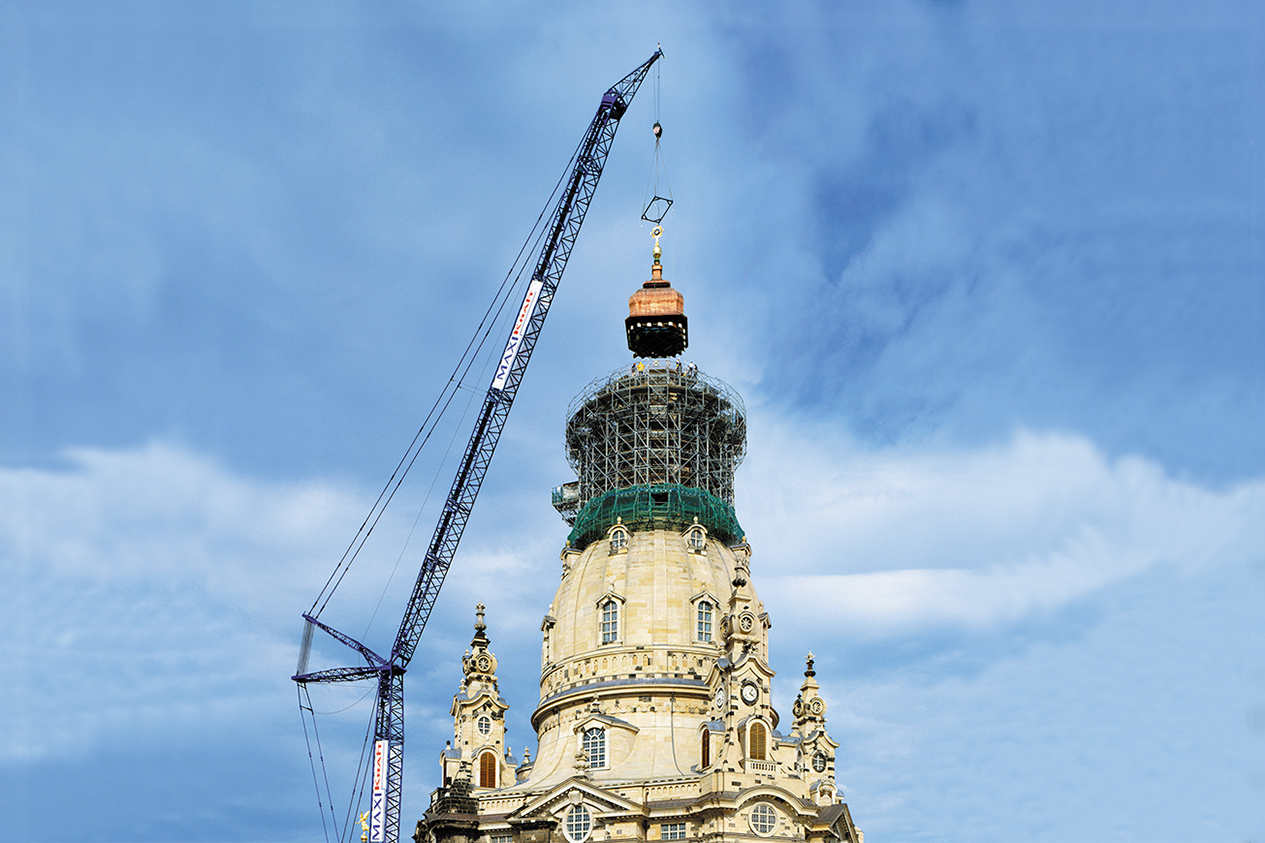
[476, 655, 492, 672]
[809, 697, 824, 716]
[812, 752, 827, 773]
[741, 682, 759, 705]
[792, 699, 804, 718]
[738, 613, 755, 633]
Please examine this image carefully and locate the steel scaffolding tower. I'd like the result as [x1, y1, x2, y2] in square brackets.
[555, 360, 746, 525]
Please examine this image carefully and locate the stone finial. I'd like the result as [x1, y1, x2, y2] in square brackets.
[475, 603, 486, 632]
[805, 652, 816, 677]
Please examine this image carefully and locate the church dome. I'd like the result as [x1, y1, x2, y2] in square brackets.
[528, 520, 764, 786]
[421, 230, 859, 843]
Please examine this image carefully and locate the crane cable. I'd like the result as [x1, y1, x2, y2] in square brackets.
[298, 683, 338, 843]
[306, 135, 587, 620]
[350, 185, 567, 638]
[642, 57, 672, 226]
[298, 116, 595, 843]
[341, 711, 378, 843]
[360, 356, 487, 640]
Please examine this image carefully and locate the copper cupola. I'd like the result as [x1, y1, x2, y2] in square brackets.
[625, 231, 688, 358]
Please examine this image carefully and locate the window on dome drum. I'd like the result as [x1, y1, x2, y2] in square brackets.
[489, 835, 513, 843]
[610, 528, 628, 553]
[582, 726, 606, 768]
[687, 526, 705, 550]
[701, 729, 710, 768]
[661, 823, 687, 840]
[477, 715, 491, 736]
[479, 751, 497, 788]
[749, 804, 777, 836]
[601, 600, 619, 644]
[749, 721, 767, 760]
[564, 804, 592, 843]
[697, 600, 713, 642]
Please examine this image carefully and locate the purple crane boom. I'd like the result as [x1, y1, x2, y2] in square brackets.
[294, 49, 663, 843]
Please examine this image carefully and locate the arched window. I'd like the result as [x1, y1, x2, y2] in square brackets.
[477, 715, 491, 736]
[697, 601, 713, 642]
[564, 804, 592, 843]
[479, 750, 497, 788]
[687, 526, 705, 550]
[749, 721, 767, 760]
[701, 728, 710, 768]
[609, 527, 628, 553]
[601, 600, 619, 644]
[582, 727, 606, 768]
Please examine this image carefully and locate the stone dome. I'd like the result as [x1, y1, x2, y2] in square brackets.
[525, 523, 765, 787]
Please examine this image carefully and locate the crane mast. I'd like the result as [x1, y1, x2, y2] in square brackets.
[294, 49, 663, 843]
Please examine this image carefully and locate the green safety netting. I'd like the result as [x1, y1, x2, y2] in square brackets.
[567, 483, 744, 550]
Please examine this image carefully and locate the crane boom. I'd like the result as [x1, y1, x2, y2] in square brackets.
[295, 49, 662, 843]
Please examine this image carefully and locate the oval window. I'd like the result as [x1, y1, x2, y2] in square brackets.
[564, 804, 592, 843]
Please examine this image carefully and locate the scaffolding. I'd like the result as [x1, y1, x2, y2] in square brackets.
[555, 360, 747, 528]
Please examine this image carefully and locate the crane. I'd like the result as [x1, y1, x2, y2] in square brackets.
[293, 48, 663, 843]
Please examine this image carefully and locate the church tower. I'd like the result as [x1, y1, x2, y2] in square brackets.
[416, 238, 862, 843]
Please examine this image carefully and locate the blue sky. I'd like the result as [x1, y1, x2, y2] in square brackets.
[3, 2, 1262, 841]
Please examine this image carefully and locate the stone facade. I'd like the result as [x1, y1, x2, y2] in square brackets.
[415, 254, 862, 843]
[416, 497, 862, 843]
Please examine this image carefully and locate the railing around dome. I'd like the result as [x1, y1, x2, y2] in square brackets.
[566, 483, 745, 551]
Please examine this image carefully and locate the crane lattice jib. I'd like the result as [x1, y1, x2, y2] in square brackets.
[294, 49, 661, 843]
[392, 48, 661, 669]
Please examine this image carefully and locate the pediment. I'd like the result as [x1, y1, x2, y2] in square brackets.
[731, 653, 777, 681]
[450, 687, 508, 717]
[734, 785, 820, 821]
[799, 728, 840, 752]
[689, 588, 721, 607]
[593, 588, 626, 609]
[510, 779, 643, 821]
[573, 713, 638, 736]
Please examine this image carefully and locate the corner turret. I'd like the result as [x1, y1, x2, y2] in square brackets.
[443, 605, 515, 790]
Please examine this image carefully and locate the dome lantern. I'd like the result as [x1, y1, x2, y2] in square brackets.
[625, 227, 688, 358]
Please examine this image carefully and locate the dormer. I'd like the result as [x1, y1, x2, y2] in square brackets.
[607, 520, 630, 555]
[682, 518, 707, 553]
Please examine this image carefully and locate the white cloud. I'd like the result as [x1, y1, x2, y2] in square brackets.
[741, 414, 1265, 632]
[0, 440, 573, 768]
[5, 423, 1261, 773]
[0, 442, 395, 763]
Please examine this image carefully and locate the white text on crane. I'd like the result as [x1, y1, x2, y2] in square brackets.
[492, 278, 544, 391]
[370, 740, 388, 842]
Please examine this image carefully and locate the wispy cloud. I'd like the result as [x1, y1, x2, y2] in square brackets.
[743, 416, 1264, 632]
[0, 442, 382, 763]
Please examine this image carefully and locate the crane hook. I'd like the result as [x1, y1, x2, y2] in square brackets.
[652, 121, 662, 139]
